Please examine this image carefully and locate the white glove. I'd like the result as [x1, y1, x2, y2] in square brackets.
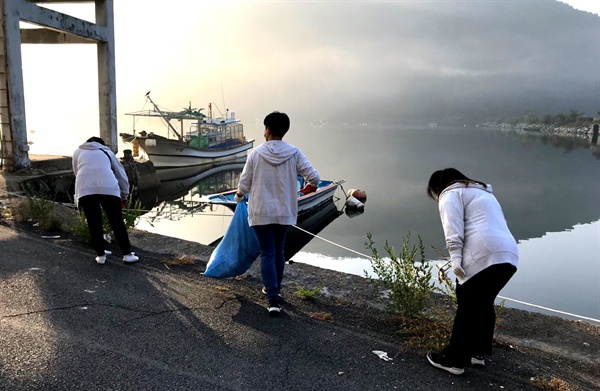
[452, 260, 466, 280]
[233, 192, 244, 202]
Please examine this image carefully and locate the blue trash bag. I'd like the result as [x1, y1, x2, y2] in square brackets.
[204, 201, 260, 278]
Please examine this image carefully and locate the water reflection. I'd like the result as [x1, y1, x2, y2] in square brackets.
[135, 160, 244, 222]
[498, 128, 600, 158]
[285, 198, 343, 261]
[133, 162, 347, 260]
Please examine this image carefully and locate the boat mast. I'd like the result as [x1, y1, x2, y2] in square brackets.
[145, 91, 183, 141]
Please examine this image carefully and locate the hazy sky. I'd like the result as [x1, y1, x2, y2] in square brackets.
[17, 0, 600, 154]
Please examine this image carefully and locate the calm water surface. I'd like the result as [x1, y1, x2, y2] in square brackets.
[134, 125, 600, 323]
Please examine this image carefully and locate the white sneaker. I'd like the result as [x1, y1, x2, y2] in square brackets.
[471, 356, 485, 367]
[104, 250, 112, 255]
[95, 255, 106, 264]
[123, 253, 139, 263]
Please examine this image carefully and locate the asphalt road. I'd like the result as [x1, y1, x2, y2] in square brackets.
[0, 224, 581, 390]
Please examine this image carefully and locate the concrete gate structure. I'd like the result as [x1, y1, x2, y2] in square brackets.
[0, 0, 116, 172]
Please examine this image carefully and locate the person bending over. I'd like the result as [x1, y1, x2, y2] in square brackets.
[426, 168, 518, 375]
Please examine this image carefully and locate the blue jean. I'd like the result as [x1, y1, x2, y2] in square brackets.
[252, 224, 290, 300]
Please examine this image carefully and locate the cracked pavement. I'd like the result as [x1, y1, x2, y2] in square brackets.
[1, 224, 598, 390]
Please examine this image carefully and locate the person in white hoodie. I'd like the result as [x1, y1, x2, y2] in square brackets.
[425, 168, 518, 375]
[72, 137, 139, 265]
[234, 112, 320, 316]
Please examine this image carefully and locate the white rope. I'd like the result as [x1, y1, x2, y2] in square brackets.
[292, 224, 372, 259]
[291, 224, 600, 324]
[496, 295, 600, 323]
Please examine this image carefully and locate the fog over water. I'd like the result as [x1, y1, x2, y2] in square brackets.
[19, 0, 600, 156]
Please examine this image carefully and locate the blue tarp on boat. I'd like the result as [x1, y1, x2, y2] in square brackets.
[203, 201, 260, 278]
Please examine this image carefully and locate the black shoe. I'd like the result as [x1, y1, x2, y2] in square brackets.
[426, 352, 465, 375]
[471, 355, 485, 367]
[267, 299, 281, 316]
[262, 287, 285, 304]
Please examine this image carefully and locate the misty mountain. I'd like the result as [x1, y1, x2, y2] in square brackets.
[232, 0, 598, 125]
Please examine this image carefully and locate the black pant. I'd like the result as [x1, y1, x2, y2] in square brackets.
[443, 263, 517, 365]
[78, 194, 131, 256]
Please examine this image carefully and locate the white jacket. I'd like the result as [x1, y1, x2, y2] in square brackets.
[72, 141, 130, 203]
[237, 140, 319, 226]
[438, 182, 518, 284]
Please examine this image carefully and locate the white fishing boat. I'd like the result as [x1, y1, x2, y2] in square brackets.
[120, 92, 254, 168]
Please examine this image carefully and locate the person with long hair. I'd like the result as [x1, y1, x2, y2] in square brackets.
[426, 168, 518, 375]
[73, 137, 139, 265]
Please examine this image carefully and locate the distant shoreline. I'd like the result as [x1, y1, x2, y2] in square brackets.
[485, 122, 599, 140]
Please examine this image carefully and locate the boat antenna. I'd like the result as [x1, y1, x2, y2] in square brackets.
[221, 82, 227, 120]
[145, 92, 183, 141]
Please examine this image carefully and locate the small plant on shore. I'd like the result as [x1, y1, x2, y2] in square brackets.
[397, 315, 453, 354]
[494, 299, 506, 335]
[12, 193, 62, 232]
[365, 232, 434, 317]
[296, 284, 321, 300]
[432, 246, 457, 303]
[67, 213, 92, 243]
[67, 197, 143, 244]
[122, 198, 143, 232]
[530, 376, 572, 391]
[0, 202, 12, 223]
[309, 312, 333, 321]
[163, 255, 196, 266]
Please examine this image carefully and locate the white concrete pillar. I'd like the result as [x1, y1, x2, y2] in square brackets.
[0, 0, 117, 171]
[0, 0, 31, 171]
[96, 0, 118, 153]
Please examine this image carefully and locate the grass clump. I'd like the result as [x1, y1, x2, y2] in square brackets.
[0, 202, 12, 223]
[296, 285, 321, 301]
[163, 255, 197, 266]
[11, 194, 62, 232]
[309, 312, 333, 322]
[66, 197, 143, 244]
[365, 232, 434, 317]
[395, 312, 453, 354]
[122, 198, 143, 232]
[365, 233, 509, 354]
[365, 232, 459, 352]
[530, 376, 572, 391]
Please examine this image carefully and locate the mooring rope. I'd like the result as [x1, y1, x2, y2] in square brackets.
[291, 224, 600, 324]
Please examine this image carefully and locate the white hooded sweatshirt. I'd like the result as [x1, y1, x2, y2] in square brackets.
[237, 140, 319, 226]
[72, 141, 130, 204]
[438, 182, 518, 284]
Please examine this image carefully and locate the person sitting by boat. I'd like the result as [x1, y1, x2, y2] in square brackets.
[72, 137, 139, 265]
[233, 111, 320, 316]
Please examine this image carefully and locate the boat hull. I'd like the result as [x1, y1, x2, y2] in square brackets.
[201, 180, 341, 217]
[122, 134, 254, 168]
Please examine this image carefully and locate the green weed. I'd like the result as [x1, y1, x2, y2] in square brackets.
[296, 285, 321, 300]
[13, 193, 63, 232]
[365, 232, 434, 317]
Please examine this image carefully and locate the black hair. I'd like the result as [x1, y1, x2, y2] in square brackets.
[263, 111, 290, 138]
[86, 136, 106, 146]
[427, 168, 487, 200]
